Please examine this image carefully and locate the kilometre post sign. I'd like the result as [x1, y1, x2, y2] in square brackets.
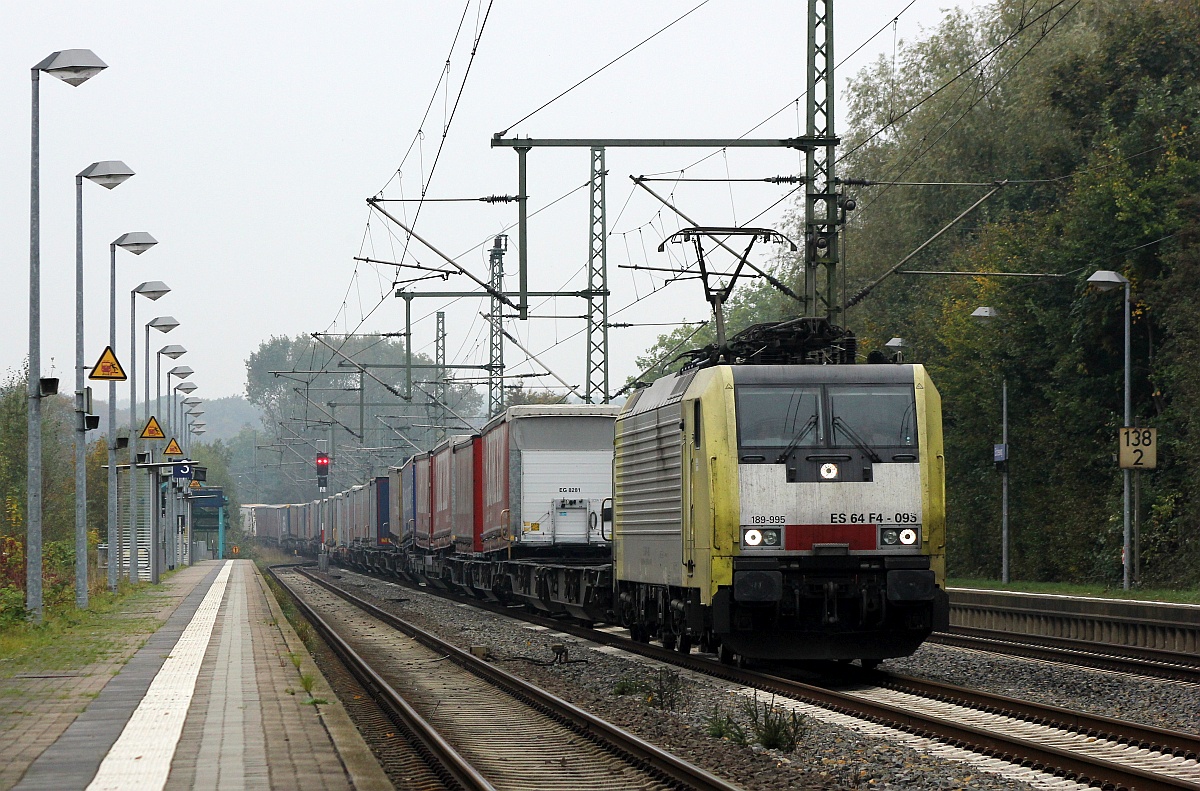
[1119, 427, 1157, 469]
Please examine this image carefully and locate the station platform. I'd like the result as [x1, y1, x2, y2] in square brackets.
[8, 560, 389, 791]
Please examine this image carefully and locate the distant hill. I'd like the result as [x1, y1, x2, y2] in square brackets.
[197, 396, 262, 441]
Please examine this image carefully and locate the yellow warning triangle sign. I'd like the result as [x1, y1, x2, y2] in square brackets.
[164, 438, 183, 456]
[88, 346, 127, 381]
[189, 479, 201, 489]
[140, 416, 166, 440]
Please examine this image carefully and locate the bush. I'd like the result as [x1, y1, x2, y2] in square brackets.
[0, 586, 25, 628]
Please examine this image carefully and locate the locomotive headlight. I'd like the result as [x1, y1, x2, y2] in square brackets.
[881, 528, 900, 545]
[899, 528, 918, 545]
[744, 529, 763, 546]
[820, 463, 839, 480]
[762, 529, 781, 546]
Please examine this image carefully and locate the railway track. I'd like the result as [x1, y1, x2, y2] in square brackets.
[320, 562, 1200, 791]
[931, 627, 1200, 684]
[266, 564, 742, 791]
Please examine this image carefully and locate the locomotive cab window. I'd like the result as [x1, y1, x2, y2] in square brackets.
[828, 385, 917, 449]
[735, 386, 822, 460]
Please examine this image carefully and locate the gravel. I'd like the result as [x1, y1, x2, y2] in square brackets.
[884, 643, 1200, 734]
[314, 568, 1095, 791]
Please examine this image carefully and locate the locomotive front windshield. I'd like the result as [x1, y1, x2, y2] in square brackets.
[735, 383, 917, 456]
[828, 385, 917, 449]
[735, 386, 823, 450]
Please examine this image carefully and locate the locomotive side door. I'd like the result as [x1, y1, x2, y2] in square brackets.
[682, 398, 701, 578]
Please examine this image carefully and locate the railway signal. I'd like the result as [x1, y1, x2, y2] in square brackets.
[316, 453, 330, 491]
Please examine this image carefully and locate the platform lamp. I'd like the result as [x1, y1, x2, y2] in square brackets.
[28, 49, 108, 622]
[106, 232, 157, 592]
[73, 160, 134, 610]
[885, 337, 906, 363]
[128, 282, 170, 585]
[970, 306, 1010, 583]
[1087, 269, 1133, 590]
[188, 418, 206, 454]
[179, 392, 201, 455]
[144, 317, 178, 424]
[159, 349, 188, 436]
[166, 364, 193, 439]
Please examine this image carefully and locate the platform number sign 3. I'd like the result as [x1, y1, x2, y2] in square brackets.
[1119, 427, 1157, 470]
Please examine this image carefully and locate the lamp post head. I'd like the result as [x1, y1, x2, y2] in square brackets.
[148, 315, 180, 333]
[34, 49, 107, 86]
[1087, 270, 1129, 292]
[176, 382, 198, 394]
[78, 160, 134, 189]
[885, 337, 906, 349]
[971, 306, 998, 324]
[181, 396, 202, 406]
[191, 427, 206, 436]
[187, 410, 205, 418]
[168, 365, 194, 379]
[159, 344, 187, 359]
[112, 232, 157, 255]
[134, 281, 170, 301]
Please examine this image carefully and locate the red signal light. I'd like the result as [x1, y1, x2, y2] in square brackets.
[316, 454, 330, 468]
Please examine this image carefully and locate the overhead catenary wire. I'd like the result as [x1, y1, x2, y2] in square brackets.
[496, 0, 713, 136]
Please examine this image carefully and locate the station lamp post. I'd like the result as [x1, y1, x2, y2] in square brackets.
[74, 160, 134, 609]
[144, 317, 179, 421]
[128, 282, 170, 583]
[140, 318, 176, 586]
[177, 390, 199, 454]
[971, 306, 1010, 583]
[1087, 269, 1133, 590]
[106, 232, 157, 591]
[159, 347, 187, 434]
[28, 49, 107, 622]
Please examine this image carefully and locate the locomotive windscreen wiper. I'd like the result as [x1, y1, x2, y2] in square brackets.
[776, 414, 819, 463]
[832, 416, 883, 464]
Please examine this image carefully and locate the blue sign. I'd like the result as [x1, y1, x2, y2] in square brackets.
[993, 444, 1008, 463]
[172, 464, 193, 478]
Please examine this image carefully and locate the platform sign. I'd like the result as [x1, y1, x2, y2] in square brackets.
[139, 416, 166, 440]
[172, 463, 193, 478]
[164, 438, 183, 456]
[993, 443, 1008, 463]
[1119, 427, 1157, 469]
[88, 346, 126, 381]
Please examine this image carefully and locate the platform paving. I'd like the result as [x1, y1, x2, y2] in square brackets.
[5, 560, 389, 791]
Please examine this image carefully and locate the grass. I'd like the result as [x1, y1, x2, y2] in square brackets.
[741, 692, 807, 752]
[611, 668, 685, 710]
[704, 704, 749, 745]
[948, 577, 1200, 605]
[0, 581, 170, 676]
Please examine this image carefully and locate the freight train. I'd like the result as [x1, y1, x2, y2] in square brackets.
[246, 321, 949, 665]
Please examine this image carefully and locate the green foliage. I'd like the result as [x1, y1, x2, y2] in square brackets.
[633, 0, 1200, 588]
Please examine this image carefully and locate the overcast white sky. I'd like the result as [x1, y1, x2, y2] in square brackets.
[1, 1, 968, 407]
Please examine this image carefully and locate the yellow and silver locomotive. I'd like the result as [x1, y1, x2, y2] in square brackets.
[614, 350, 947, 664]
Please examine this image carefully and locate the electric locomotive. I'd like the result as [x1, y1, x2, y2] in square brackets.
[613, 319, 948, 664]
